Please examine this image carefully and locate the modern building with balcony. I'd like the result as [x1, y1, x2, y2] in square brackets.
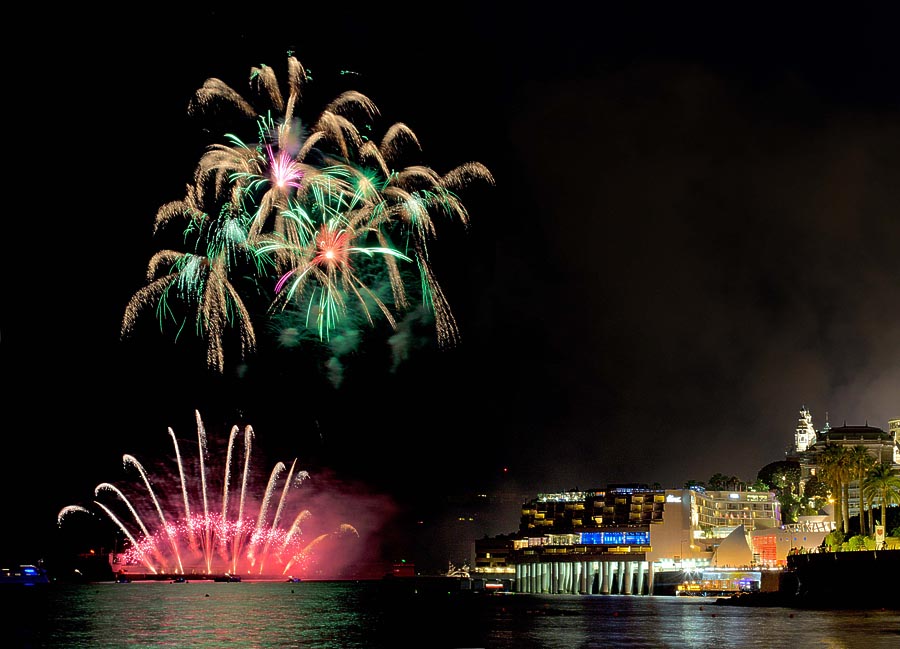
[476, 483, 791, 596]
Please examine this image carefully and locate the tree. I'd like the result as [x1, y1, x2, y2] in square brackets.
[839, 450, 853, 533]
[757, 461, 800, 492]
[707, 473, 730, 490]
[747, 479, 770, 493]
[824, 529, 845, 552]
[848, 445, 876, 536]
[757, 460, 801, 524]
[801, 475, 829, 516]
[863, 463, 900, 534]
[779, 490, 801, 525]
[816, 444, 853, 535]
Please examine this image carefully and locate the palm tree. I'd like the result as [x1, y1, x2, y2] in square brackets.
[848, 445, 876, 536]
[838, 448, 854, 533]
[863, 463, 900, 537]
[866, 482, 878, 534]
[816, 444, 853, 534]
[707, 473, 730, 490]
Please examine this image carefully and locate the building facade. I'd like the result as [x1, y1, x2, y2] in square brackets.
[476, 484, 787, 596]
[891, 418, 900, 465]
[798, 418, 900, 518]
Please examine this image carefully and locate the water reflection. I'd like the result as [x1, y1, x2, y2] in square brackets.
[2, 581, 897, 648]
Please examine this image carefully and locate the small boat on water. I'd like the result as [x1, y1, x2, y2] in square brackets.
[171, 576, 188, 583]
[286, 577, 302, 583]
[214, 574, 242, 582]
[1, 565, 50, 586]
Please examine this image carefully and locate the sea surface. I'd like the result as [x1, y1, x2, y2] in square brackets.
[1, 580, 898, 649]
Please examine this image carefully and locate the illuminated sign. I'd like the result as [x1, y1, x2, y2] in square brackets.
[666, 495, 682, 503]
[580, 531, 650, 545]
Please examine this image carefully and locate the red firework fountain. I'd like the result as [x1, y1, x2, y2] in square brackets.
[58, 411, 359, 580]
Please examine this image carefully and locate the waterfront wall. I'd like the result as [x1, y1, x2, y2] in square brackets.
[784, 549, 900, 607]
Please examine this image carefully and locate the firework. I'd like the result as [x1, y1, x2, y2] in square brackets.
[120, 194, 258, 373]
[122, 55, 493, 373]
[57, 411, 359, 578]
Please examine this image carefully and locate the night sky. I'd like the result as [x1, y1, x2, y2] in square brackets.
[4, 5, 899, 567]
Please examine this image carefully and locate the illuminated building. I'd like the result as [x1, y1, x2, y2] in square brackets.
[470, 411, 898, 596]
[891, 418, 900, 465]
[747, 516, 834, 567]
[801, 422, 897, 477]
[791, 405, 818, 453]
[476, 484, 784, 595]
[506, 485, 659, 595]
[799, 420, 900, 517]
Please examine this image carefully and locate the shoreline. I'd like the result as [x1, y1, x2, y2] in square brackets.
[716, 549, 900, 610]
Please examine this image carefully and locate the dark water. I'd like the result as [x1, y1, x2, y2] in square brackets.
[2, 580, 898, 649]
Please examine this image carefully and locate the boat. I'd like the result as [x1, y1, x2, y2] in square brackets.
[214, 574, 242, 582]
[286, 577, 302, 583]
[171, 576, 188, 583]
[1, 565, 50, 586]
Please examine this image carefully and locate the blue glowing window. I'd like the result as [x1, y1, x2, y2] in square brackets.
[580, 531, 650, 545]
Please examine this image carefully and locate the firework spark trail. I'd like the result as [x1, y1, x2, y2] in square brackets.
[248, 461, 286, 571]
[283, 533, 329, 574]
[222, 425, 239, 523]
[195, 410, 214, 573]
[57, 505, 90, 526]
[221, 424, 239, 566]
[92, 488, 171, 571]
[280, 510, 311, 554]
[169, 427, 197, 552]
[338, 524, 360, 537]
[94, 483, 153, 540]
[257, 458, 299, 574]
[232, 425, 254, 574]
[283, 524, 359, 574]
[92, 501, 159, 574]
[123, 454, 186, 574]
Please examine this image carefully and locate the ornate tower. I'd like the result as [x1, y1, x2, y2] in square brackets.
[794, 405, 817, 453]
[890, 418, 900, 465]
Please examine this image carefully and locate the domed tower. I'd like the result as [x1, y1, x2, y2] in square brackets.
[794, 405, 817, 453]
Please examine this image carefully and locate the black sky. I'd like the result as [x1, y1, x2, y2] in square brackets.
[4, 4, 899, 564]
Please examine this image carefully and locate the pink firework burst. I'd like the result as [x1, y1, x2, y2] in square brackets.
[57, 411, 363, 580]
[267, 144, 304, 190]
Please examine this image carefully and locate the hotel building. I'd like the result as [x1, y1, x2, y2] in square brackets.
[475, 484, 791, 595]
